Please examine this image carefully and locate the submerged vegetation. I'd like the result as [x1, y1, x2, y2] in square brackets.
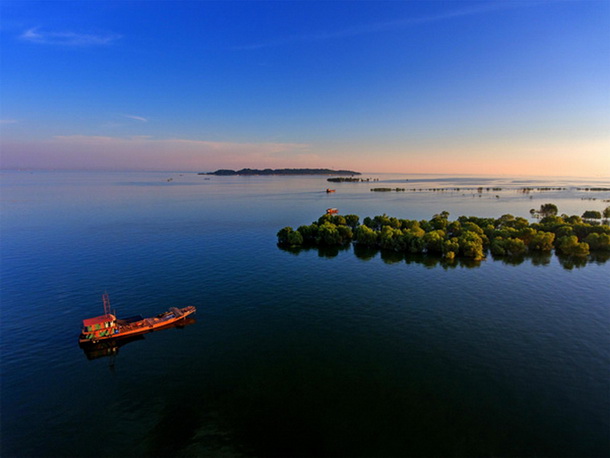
[327, 177, 378, 183]
[278, 204, 610, 262]
[371, 187, 406, 192]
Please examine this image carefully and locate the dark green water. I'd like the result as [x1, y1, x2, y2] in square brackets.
[1, 171, 609, 457]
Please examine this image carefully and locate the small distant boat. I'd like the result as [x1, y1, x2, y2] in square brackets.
[326, 189, 336, 193]
[326, 208, 339, 214]
[79, 294, 196, 344]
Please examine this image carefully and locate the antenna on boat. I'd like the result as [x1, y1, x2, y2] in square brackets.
[103, 292, 111, 316]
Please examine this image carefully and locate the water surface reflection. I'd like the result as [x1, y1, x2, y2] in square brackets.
[278, 245, 608, 269]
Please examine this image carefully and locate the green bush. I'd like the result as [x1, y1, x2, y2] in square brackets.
[529, 231, 555, 251]
[558, 235, 590, 257]
[277, 227, 303, 247]
[458, 231, 484, 260]
[297, 224, 319, 243]
[584, 233, 610, 251]
[424, 230, 445, 253]
[279, 207, 608, 259]
[317, 222, 341, 246]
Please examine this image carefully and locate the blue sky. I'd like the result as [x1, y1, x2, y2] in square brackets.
[1, 0, 608, 175]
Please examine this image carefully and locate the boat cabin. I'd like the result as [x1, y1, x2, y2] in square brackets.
[82, 314, 117, 340]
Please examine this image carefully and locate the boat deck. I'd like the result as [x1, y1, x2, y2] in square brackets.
[80, 305, 196, 344]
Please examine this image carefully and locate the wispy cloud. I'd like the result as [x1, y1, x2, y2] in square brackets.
[1, 135, 316, 171]
[234, 2, 531, 50]
[0, 119, 18, 125]
[123, 114, 148, 122]
[20, 27, 121, 46]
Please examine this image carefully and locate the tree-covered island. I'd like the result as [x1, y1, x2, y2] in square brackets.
[277, 204, 610, 261]
[202, 168, 360, 176]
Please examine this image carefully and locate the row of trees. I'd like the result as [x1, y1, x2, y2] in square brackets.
[277, 205, 610, 260]
[530, 203, 610, 223]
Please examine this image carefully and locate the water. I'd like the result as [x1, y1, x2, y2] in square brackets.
[1, 171, 609, 457]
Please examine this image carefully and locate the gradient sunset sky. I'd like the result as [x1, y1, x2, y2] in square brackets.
[1, 0, 608, 176]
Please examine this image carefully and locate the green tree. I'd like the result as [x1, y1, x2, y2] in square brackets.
[317, 214, 333, 225]
[424, 230, 446, 253]
[539, 215, 564, 227]
[405, 225, 426, 238]
[344, 214, 360, 228]
[517, 227, 537, 246]
[462, 221, 484, 235]
[372, 214, 396, 229]
[442, 238, 459, 260]
[459, 216, 495, 229]
[388, 216, 402, 229]
[496, 214, 529, 229]
[277, 227, 303, 246]
[563, 215, 582, 224]
[504, 238, 527, 256]
[513, 217, 530, 229]
[362, 216, 374, 229]
[331, 215, 347, 226]
[539, 203, 558, 218]
[497, 214, 516, 227]
[603, 206, 610, 224]
[571, 223, 606, 240]
[378, 226, 398, 251]
[529, 231, 555, 251]
[490, 237, 526, 256]
[354, 225, 378, 246]
[557, 235, 590, 257]
[430, 213, 449, 230]
[447, 221, 462, 237]
[493, 226, 519, 240]
[400, 219, 421, 231]
[582, 210, 602, 221]
[490, 238, 507, 256]
[458, 231, 485, 260]
[317, 222, 341, 245]
[407, 232, 426, 253]
[337, 225, 354, 244]
[297, 224, 319, 243]
[419, 219, 433, 232]
[584, 233, 610, 251]
[556, 225, 574, 238]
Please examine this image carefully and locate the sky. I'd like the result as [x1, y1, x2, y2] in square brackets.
[1, 0, 609, 176]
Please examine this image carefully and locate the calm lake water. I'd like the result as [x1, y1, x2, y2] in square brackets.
[1, 171, 609, 457]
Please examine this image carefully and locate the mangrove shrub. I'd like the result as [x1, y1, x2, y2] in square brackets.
[278, 206, 610, 260]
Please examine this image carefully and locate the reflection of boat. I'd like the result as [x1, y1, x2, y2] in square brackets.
[326, 189, 335, 193]
[80, 335, 145, 360]
[79, 294, 197, 345]
[326, 208, 339, 214]
[80, 317, 197, 360]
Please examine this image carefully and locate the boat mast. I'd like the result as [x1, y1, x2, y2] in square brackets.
[103, 293, 112, 316]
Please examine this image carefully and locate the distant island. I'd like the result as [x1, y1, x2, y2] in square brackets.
[201, 168, 361, 176]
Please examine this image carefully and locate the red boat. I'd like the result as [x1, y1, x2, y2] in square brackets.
[79, 294, 196, 344]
